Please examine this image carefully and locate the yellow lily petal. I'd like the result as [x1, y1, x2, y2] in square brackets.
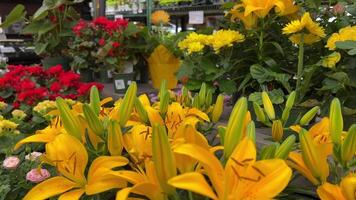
[111, 170, 145, 184]
[173, 144, 224, 196]
[58, 189, 85, 200]
[290, 125, 302, 133]
[100, 97, 113, 106]
[310, 117, 330, 137]
[14, 127, 63, 150]
[286, 152, 320, 185]
[186, 107, 210, 122]
[138, 94, 151, 106]
[23, 176, 78, 200]
[240, 159, 292, 199]
[340, 174, 356, 200]
[87, 156, 129, 183]
[116, 187, 133, 200]
[45, 134, 88, 185]
[145, 106, 164, 126]
[317, 182, 346, 200]
[168, 172, 218, 200]
[85, 174, 127, 195]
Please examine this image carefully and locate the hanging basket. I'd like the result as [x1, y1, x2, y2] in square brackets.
[147, 45, 180, 89]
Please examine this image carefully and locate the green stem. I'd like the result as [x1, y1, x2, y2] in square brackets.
[188, 191, 194, 200]
[258, 20, 265, 61]
[296, 33, 304, 102]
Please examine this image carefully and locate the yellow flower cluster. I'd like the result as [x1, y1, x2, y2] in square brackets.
[282, 12, 325, 45]
[151, 10, 170, 25]
[0, 116, 19, 135]
[178, 30, 245, 54]
[33, 100, 57, 115]
[326, 25, 356, 50]
[229, 0, 299, 29]
[12, 109, 27, 120]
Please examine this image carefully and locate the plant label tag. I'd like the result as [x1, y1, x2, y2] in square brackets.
[189, 11, 204, 24]
[107, 70, 113, 78]
[115, 79, 125, 90]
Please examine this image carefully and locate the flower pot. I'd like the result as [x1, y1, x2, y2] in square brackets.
[112, 72, 136, 94]
[136, 59, 149, 84]
[147, 45, 180, 89]
[99, 69, 113, 83]
[79, 68, 94, 82]
[42, 57, 71, 70]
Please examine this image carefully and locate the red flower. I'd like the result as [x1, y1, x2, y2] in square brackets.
[108, 49, 115, 56]
[73, 19, 87, 36]
[58, 4, 65, 12]
[47, 65, 64, 76]
[112, 42, 120, 48]
[50, 82, 62, 92]
[98, 38, 106, 46]
[49, 15, 57, 23]
[115, 18, 129, 28]
[58, 71, 81, 87]
[77, 83, 104, 96]
[20, 79, 36, 91]
[12, 102, 20, 109]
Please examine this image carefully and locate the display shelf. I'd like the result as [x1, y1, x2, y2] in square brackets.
[106, 4, 224, 18]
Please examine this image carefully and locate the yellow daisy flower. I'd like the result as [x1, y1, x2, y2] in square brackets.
[151, 10, 170, 25]
[321, 52, 341, 68]
[282, 12, 325, 45]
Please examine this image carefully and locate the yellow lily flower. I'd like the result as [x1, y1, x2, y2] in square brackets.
[168, 138, 292, 199]
[242, 0, 285, 18]
[275, 0, 299, 16]
[24, 134, 129, 200]
[317, 174, 356, 200]
[290, 117, 333, 156]
[229, 4, 258, 30]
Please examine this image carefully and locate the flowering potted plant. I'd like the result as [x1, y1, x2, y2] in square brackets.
[1, 1, 81, 69]
[69, 17, 141, 86]
[143, 10, 184, 89]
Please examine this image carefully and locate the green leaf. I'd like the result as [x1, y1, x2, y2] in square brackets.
[0, 4, 26, 28]
[34, 43, 49, 55]
[348, 48, 356, 56]
[335, 40, 356, 50]
[218, 79, 236, 94]
[124, 23, 140, 36]
[305, 0, 321, 8]
[269, 42, 285, 56]
[249, 89, 285, 105]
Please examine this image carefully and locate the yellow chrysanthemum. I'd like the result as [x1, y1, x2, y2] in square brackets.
[209, 30, 245, 52]
[283, 12, 325, 45]
[151, 10, 170, 25]
[178, 32, 207, 54]
[326, 25, 356, 50]
[186, 42, 205, 54]
[289, 33, 322, 45]
[229, 4, 258, 30]
[321, 52, 341, 68]
[275, 0, 299, 16]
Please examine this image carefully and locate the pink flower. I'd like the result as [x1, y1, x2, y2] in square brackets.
[2, 156, 20, 170]
[25, 152, 42, 161]
[26, 168, 51, 183]
[333, 3, 345, 15]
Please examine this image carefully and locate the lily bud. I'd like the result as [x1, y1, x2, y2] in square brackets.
[152, 123, 177, 195]
[83, 104, 104, 136]
[340, 174, 356, 200]
[260, 143, 278, 160]
[181, 86, 190, 107]
[211, 94, 224, 123]
[272, 120, 284, 142]
[218, 126, 226, 145]
[224, 97, 248, 159]
[160, 92, 170, 117]
[56, 98, 82, 140]
[89, 86, 101, 116]
[107, 120, 123, 156]
[159, 80, 167, 101]
[253, 102, 266, 124]
[246, 121, 256, 144]
[275, 135, 296, 159]
[299, 129, 329, 183]
[119, 82, 137, 126]
[262, 91, 275, 120]
[192, 94, 200, 109]
[330, 98, 343, 145]
[285, 91, 296, 109]
[198, 82, 207, 107]
[341, 125, 356, 163]
[205, 89, 213, 107]
[134, 98, 149, 124]
[300, 106, 320, 126]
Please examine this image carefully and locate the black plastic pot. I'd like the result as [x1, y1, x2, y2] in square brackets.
[112, 72, 136, 94]
[42, 57, 71, 70]
[80, 68, 95, 82]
